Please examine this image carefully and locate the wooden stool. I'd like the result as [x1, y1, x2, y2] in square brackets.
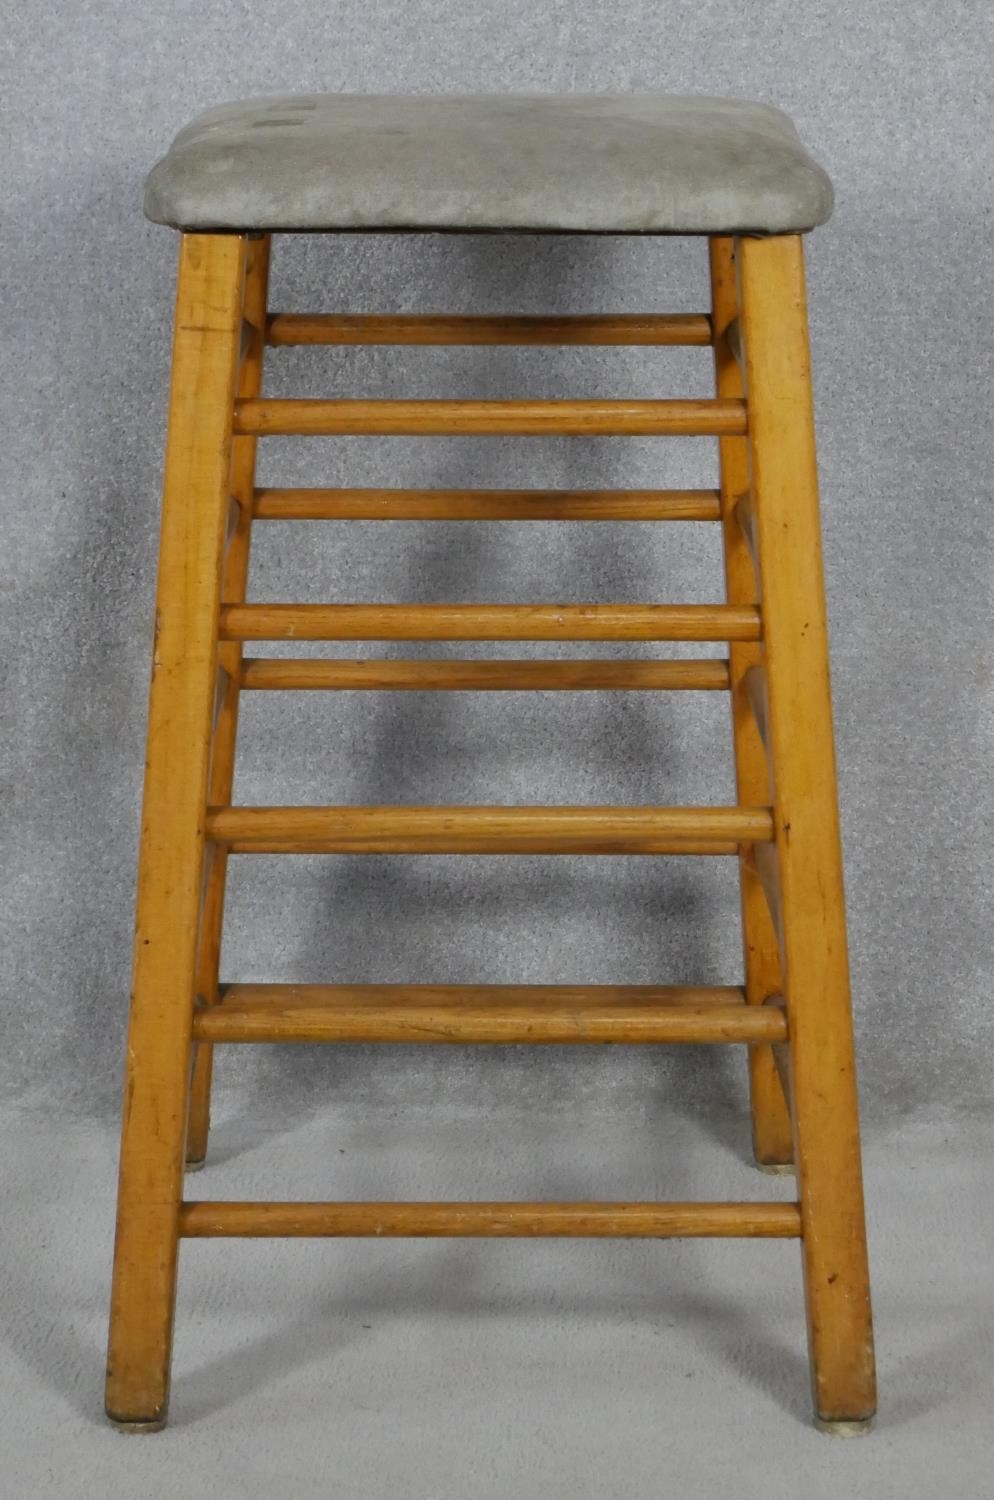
[107, 94, 875, 1432]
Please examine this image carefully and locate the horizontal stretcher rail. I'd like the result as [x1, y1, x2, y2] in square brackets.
[252, 487, 723, 521]
[179, 1201, 802, 1238]
[239, 658, 731, 692]
[204, 805, 774, 855]
[220, 604, 761, 643]
[193, 983, 786, 1045]
[265, 313, 714, 347]
[233, 398, 747, 437]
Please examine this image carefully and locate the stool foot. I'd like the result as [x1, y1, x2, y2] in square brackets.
[184, 1156, 207, 1173]
[107, 1414, 168, 1435]
[815, 1416, 874, 1438]
[755, 1161, 794, 1176]
[185, 1040, 215, 1171]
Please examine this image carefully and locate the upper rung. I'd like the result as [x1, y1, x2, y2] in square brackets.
[233, 398, 746, 437]
[265, 313, 714, 347]
[220, 604, 760, 642]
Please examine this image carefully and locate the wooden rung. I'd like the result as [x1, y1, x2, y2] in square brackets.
[265, 313, 714, 347]
[239, 658, 731, 692]
[233, 398, 747, 438]
[204, 804, 774, 854]
[253, 487, 723, 521]
[179, 1200, 802, 1238]
[193, 983, 787, 1045]
[220, 604, 761, 643]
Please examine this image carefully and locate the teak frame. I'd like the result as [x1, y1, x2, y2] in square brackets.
[106, 230, 875, 1432]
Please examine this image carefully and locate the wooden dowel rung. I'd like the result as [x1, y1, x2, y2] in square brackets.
[220, 604, 761, 643]
[194, 983, 788, 1045]
[239, 658, 731, 692]
[265, 313, 714, 347]
[253, 487, 723, 521]
[179, 1200, 801, 1238]
[225, 840, 742, 856]
[233, 398, 747, 438]
[204, 805, 774, 855]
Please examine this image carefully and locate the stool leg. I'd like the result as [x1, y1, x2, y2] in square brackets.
[739, 234, 876, 1427]
[186, 234, 271, 1168]
[106, 234, 247, 1429]
[709, 237, 794, 1169]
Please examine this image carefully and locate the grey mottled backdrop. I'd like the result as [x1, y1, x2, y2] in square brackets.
[2, 1, 992, 1126]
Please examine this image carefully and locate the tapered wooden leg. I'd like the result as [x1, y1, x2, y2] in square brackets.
[739, 234, 876, 1427]
[709, 237, 793, 1168]
[186, 234, 271, 1168]
[105, 233, 247, 1428]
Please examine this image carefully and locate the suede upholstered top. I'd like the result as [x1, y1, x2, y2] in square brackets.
[143, 93, 834, 235]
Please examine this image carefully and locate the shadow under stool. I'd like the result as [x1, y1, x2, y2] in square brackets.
[106, 92, 876, 1433]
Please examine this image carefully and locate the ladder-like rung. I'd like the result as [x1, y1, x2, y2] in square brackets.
[240, 658, 731, 692]
[179, 1201, 802, 1239]
[233, 398, 747, 438]
[252, 487, 723, 521]
[220, 603, 760, 643]
[205, 805, 773, 855]
[193, 983, 786, 1045]
[265, 313, 715, 347]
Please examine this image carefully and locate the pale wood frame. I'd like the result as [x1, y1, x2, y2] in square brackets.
[186, 235, 271, 1166]
[105, 233, 250, 1427]
[106, 229, 875, 1431]
[710, 237, 795, 1168]
[738, 234, 875, 1426]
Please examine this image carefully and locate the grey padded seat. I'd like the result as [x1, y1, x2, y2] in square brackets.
[144, 93, 833, 236]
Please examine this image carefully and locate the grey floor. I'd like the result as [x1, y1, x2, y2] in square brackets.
[4, 1096, 991, 1498]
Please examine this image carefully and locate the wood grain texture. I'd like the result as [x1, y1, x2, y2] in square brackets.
[186, 234, 271, 1168]
[253, 487, 722, 521]
[220, 603, 760, 642]
[233, 397, 747, 437]
[266, 312, 714, 346]
[710, 236, 793, 1168]
[108, 234, 874, 1431]
[105, 234, 246, 1428]
[741, 233, 875, 1424]
[193, 983, 788, 1044]
[239, 657, 730, 692]
[179, 1200, 802, 1239]
[205, 803, 773, 854]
